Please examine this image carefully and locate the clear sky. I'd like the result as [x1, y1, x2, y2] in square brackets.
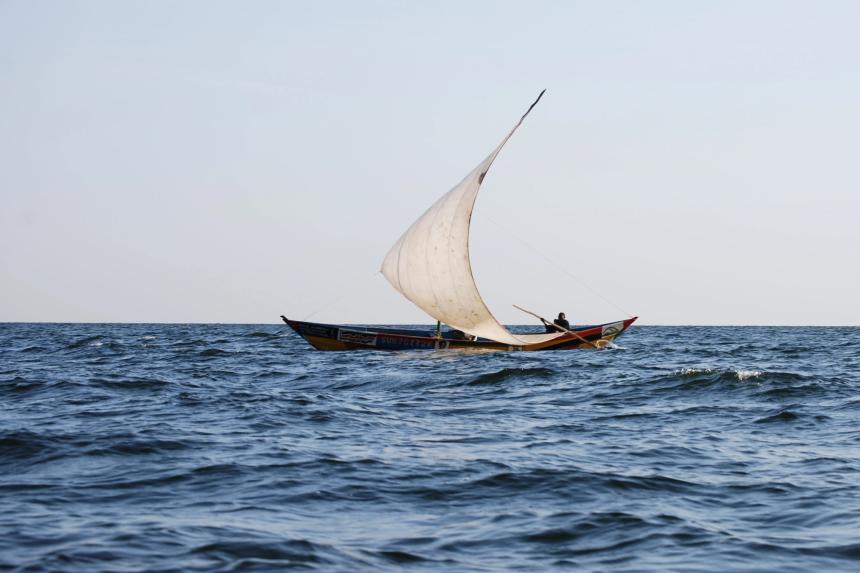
[2, 0, 858, 325]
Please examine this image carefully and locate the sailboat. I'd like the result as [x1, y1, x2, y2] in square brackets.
[283, 91, 637, 351]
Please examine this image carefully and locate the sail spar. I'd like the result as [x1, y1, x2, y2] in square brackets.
[381, 91, 563, 346]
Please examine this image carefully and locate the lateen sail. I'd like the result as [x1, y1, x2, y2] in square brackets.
[381, 91, 563, 346]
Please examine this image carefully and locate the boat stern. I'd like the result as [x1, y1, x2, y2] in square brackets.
[281, 317, 354, 351]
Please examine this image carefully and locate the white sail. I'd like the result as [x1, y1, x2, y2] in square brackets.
[381, 91, 563, 346]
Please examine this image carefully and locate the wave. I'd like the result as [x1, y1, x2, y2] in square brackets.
[650, 368, 814, 393]
[518, 511, 653, 548]
[675, 367, 765, 381]
[0, 376, 42, 394]
[603, 473, 697, 493]
[20, 345, 48, 353]
[754, 408, 800, 423]
[426, 468, 702, 502]
[101, 439, 190, 456]
[469, 367, 556, 385]
[0, 429, 194, 465]
[89, 377, 170, 391]
[198, 348, 232, 357]
[756, 383, 827, 398]
[245, 331, 279, 339]
[65, 335, 104, 349]
[0, 430, 57, 462]
[245, 466, 698, 507]
[376, 550, 431, 563]
[189, 538, 348, 567]
[523, 528, 580, 543]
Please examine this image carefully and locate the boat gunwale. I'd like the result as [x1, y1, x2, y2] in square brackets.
[283, 317, 638, 351]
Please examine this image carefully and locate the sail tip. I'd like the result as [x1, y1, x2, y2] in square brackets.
[521, 90, 546, 122]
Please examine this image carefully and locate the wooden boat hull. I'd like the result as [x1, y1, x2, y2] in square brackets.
[283, 317, 637, 351]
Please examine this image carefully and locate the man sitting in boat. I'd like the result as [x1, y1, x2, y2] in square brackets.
[545, 312, 570, 333]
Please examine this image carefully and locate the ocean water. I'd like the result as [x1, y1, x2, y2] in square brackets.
[1, 323, 859, 572]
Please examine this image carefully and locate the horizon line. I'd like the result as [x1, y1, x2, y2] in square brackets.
[1, 321, 858, 328]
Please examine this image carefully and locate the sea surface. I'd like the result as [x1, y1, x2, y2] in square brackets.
[1, 323, 859, 572]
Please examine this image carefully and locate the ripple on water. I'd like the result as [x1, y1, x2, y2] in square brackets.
[468, 366, 557, 385]
[1, 323, 859, 572]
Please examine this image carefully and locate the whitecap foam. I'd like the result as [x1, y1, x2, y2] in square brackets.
[677, 367, 717, 376]
[736, 370, 763, 381]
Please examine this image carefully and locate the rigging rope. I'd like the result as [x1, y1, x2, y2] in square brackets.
[300, 270, 382, 321]
[478, 212, 634, 318]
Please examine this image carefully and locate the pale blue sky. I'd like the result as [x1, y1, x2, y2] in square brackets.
[2, 0, 858, 325]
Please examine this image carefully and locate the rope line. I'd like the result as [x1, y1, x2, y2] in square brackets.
[478, 212, 634, 318]
[301, 270, 382, 321]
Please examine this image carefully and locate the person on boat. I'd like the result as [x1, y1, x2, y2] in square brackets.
[545, 312, 570, 332]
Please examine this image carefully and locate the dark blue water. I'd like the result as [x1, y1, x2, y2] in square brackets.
[2, 323, 859, 572]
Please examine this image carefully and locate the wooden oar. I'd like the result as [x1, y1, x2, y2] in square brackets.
[512, 304, 602, 349]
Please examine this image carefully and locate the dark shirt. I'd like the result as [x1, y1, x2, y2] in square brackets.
[545, 318, 570, 333]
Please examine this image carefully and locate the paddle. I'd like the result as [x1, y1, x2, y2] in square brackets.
[512, 305, 603, 349]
